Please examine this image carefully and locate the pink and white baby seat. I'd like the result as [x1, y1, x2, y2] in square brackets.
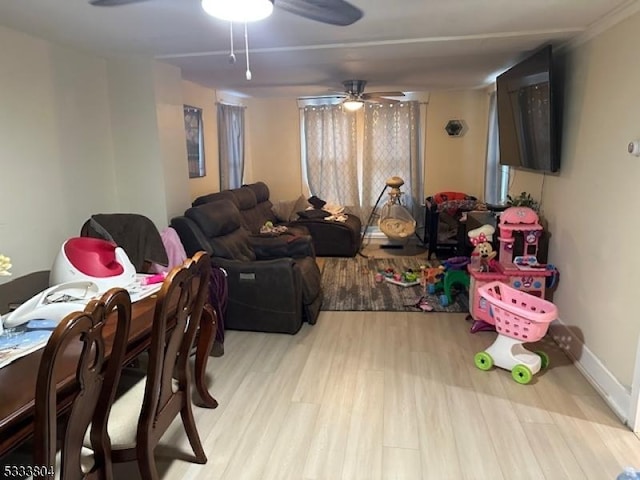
[3, 238, 137, 328]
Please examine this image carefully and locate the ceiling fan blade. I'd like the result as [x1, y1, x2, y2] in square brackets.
[299, 94, 346, 100]
[276, 0, 363, 26]
[89, 0, 149, 5]
[365, 97, 401, 104]
[361, 91, 405, 100]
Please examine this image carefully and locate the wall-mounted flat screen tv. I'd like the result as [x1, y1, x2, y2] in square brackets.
[497, 45, 560, 173]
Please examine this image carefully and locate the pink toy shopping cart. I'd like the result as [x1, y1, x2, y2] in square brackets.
[473, 281, 558, 384]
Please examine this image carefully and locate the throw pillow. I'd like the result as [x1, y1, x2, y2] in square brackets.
[307, 195, 327, 210]
[271, 199, 297, 222]
[272, 195, 311, 222]
[291, 195, 311, 221]
[297, 209, 331, 220]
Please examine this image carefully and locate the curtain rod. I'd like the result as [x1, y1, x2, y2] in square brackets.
[216, 101, 247, 108]
[298, 100, 428, 109]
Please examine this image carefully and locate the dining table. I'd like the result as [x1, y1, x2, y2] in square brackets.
[0, 294, 218, 458]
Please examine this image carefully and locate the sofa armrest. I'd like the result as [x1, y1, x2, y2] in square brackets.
[170, 216, 213, 257]
[211, 257, 304, 333]
[249, 234, 315, 259]
[290, 215, 362, 257]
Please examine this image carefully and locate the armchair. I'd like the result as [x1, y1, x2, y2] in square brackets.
[171, 199, 322, 334]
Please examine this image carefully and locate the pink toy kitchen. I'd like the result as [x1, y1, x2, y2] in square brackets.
[468, 206, 559, 333]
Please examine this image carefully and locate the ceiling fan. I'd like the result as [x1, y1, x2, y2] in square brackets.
[305, 80, 405, 110]
[88, 0, 364, 26]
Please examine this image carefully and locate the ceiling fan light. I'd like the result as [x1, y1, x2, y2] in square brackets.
[201, 0, 274, 22]
[343, 100, 364, 111]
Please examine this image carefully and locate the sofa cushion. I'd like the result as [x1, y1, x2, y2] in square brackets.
[230, 186, 267, 233]
[185, 201, 241, 238]
[192, 190, 237, 208]
[272, 199, 297, 222]
[185, 200, 256, 261]
[246, 182, 270, 203]
[297, 209, 331, 220]
[209, 228, 256, 261]
[246, 182, 278, 225]
[232, 186, 258, 210]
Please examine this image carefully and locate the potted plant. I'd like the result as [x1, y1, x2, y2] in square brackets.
[506, 192, 540, 212]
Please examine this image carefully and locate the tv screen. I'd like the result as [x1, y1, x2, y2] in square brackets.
[497, 45, 560, 173]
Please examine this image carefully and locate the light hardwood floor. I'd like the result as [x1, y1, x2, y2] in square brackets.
[113, 310, 640, 480]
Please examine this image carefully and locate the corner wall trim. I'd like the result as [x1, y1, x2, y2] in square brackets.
[549, 320, 631, 425]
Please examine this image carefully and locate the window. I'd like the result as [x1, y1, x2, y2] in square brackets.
[484, 91, 509, 204]
[362, 102, 422, 220]
[301, 100, 422, 221]
[302, 104, 359, 212]
[217, 103, 245, 190]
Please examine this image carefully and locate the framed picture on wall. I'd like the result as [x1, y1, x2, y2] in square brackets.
[184, 105, 206, 178]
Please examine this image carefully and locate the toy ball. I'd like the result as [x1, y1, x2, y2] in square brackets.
[439, 294, 449, 307]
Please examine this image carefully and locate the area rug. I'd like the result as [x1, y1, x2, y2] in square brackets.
[320, 256, 469, 312]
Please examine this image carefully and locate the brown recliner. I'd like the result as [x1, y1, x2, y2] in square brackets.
[171, 199, 322, 334]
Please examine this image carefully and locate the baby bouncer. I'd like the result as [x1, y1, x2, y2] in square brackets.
[378, 176, 416, 247]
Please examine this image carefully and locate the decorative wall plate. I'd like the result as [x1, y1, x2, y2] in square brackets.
[445, 119, 467, 137]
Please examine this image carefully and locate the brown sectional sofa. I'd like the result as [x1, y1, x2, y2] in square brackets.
[192, 182, 362, 257]
[171, 198, 322, 334]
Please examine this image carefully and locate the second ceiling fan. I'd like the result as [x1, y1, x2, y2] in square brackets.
[307, 80, 406, 110]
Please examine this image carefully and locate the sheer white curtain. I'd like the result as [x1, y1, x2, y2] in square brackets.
[484, 91, 509, 204]
[217, 103, 245, 190]
[362, 101, 422, 221]
[302, 105, 359, 211]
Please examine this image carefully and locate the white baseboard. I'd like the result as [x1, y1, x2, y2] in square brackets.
[549, 320, 631, 424]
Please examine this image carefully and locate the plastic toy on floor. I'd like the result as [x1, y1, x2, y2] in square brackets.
[420, 265, 444, 291]
[473, 281, 558, 384]
[375, 267, 420, 287]
[440, 256, 470, 306]
[406, 295, 434, 312]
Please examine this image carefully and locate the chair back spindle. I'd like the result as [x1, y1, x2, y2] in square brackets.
[33, 288, 132, 480]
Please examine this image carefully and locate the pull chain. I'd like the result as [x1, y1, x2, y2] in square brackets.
[244, 22, 252, 80]
[228, 22, 236, 64]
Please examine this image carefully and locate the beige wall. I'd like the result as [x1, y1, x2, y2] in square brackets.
[245, 97, 304, 201]
[543, 12, 640, 388]
[105, 56, 172, 228]
[0, 26, 118, 280]
[153, 62, 192, 221]
[0, 26, 192, 280]
[424, 89, 490, 199]
[508, 169, 545, 204]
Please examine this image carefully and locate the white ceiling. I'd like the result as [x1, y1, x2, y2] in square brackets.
[0, 0, 638, 98]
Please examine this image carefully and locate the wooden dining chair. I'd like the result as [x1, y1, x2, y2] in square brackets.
[32, 288, 132, 480]
[102, 252, 211, 479]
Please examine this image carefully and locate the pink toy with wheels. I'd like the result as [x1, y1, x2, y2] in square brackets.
[468, 207, 558, 333]
[473, 281, 558, 383]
